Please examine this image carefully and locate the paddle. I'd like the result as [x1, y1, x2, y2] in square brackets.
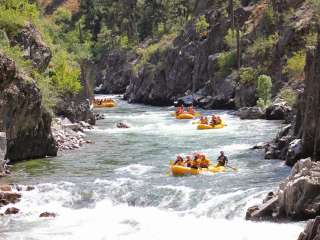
[166, 160, 174, 176]
[226, 165, 238, 171]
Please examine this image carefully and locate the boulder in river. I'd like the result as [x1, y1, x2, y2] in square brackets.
[5, 207, 20, 215]
[238, 107, 265, 119]
[39, 212, 56, 218]
[116, 122, 130, 129]
[246, 158, 320, 221]
[265, 100, 292, 120]
[297, 216, 320, 240]
[0, 191, 22, 206]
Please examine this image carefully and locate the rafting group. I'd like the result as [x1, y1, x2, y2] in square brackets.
[93, 98, 116, 108]
[174, 151, 228, 168]
[173, 105, 225, 130]
[170, 151, 231, 176]
[174, 105, 200, 119]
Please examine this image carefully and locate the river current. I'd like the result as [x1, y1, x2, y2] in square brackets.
[0, 96, 303, 239]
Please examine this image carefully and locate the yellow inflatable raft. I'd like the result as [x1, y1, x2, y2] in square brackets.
[170, 165, 225, 176]
[94, 101, 116, 108]
[172, 112, 200, 119]
[197, 121, 225, 130]
[176, 113, 195, 119]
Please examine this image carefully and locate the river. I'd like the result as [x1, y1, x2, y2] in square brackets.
[0, 96, 303, 239]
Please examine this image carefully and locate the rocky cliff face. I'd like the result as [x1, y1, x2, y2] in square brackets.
[124, 9, 233, 106]
[95, 49, 136, 95]
[295, 33, 320, 160]
[0, 53, 57, 162]
[119, 1, 312, 108]
[13, 23, 52, 72]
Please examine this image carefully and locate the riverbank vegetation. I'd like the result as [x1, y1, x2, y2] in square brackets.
[1, 0, 319, 111]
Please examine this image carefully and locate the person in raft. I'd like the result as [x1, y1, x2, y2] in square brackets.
[185, 156, 192, 167]
[200, 116, 209, 125]
[174, 155, 184, 166]
[200, 154, 211, 168]
[187, 105, 195, 115]
[176, 106, 184, 116]
[216, 151, 228, 167]
[190, 155, 200, 169]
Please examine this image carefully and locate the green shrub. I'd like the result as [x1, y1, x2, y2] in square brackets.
[0, 0, 40, 36]
[119, 35, 130, 49]
[256, 74, 272, 108]
[133, 33, 176, 73]
[278, 87, 297, 107]
[217, 51, 237, 76]
[51, 50, 81, 94]
[246, 33, 278, 59]
[239, 67, 258, 85]
[224, 28, 243, 49]
[52, 8, 72, 26]
[0, 38, 33, 72]
[285, 51, 305, 81]
[32, 72, 58, 111]
[195, 15, 209, 34]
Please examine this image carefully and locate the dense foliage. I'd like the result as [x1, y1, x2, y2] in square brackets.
[256, 75, 272, 108]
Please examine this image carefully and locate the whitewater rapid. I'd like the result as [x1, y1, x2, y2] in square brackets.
[0, 96, 304, 239]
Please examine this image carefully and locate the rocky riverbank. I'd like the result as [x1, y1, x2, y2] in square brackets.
[51, 117, 93, 151]
[246, 158, 320, 221]
[246, 28, 320, 240]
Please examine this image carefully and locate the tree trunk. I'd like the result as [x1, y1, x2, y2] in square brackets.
[228, 0, 234, 30]
[236, 22, 241, 69]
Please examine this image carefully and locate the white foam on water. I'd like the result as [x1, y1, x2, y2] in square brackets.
[115, 164, 154, 176]
[3, 197, 302, 240]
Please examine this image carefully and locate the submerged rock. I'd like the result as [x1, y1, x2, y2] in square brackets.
[116, 122, 130, 129]
[0, 192, 21, 206]
[5, 207, 20, 215]
[39, 212, 56, 218]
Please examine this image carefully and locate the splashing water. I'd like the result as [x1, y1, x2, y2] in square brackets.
[0, 96, 303, 239]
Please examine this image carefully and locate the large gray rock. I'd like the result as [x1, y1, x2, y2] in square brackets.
[0, 53, 57, 162]
[297, 216, 320, 240]
[265, 100, 292, 120]
[277, 158, 320, 220]
[235, 83, 257, 108]
[238, 107, 265, 119]
[13, 23, 52, 72]
[247, 158, 320, 221]
[285, 139, 302, 166]
[264, 124, 294, 161]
